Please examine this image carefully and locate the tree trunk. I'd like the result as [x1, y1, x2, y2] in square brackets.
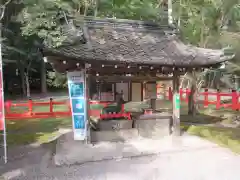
[188, 72, 197, 116]
[234, 75, 239, 90]
[94, 0, 99, 17]
[25, 72, 30, 98]
[18, 61, 26, 96]
[41, 58, 47, 94]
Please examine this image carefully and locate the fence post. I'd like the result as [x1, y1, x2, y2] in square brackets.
[231, 89, 238, 111]
[185, 88, 189, 103]
[216, 89, 221, 110]
[5, 100, 12, 114]
[68, 101, 72, 114]
[121, 104, 124, 112]
[204, 89, 208, 108]
[50, 98, 53, 114]
[168, 87, 173, 101]
[180, 88, 183, 101]
[28, 98, 33, 115]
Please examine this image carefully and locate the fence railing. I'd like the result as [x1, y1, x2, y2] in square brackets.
[168, 87, 240, 110]
[4, 88, 240, 120]
[4, 99, 115, 120]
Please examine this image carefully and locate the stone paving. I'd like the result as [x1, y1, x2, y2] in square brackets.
[0, 134, 239, 180]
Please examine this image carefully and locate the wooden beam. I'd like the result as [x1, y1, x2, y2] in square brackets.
[94, 75, 173, 82]
[172, 69, 181, 136]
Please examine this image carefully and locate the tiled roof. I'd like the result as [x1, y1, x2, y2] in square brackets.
[43, 17, 234, 67]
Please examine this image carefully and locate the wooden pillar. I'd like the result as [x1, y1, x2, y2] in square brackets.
[172, 70, 181, 136]
[85, 69, 91, 143]
[150, 98, 156, 111]
[188, 71, 197, 115]
[113, 83, 116, 101]
[129, 82, 132, 101]
[142, 81, 146, 101]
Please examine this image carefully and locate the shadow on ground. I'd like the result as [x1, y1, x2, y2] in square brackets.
[0, 137, 58, 178]
[181, 113, 223, 124]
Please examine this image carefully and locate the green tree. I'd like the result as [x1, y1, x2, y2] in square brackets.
[172, 0, 240, 114]
[15, 0, 240, 96]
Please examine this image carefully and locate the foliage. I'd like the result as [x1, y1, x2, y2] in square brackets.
[2, 21, 41, 71]
[3, 0, 240, 92]
[97, 0, 163, 20]
[16, 0, 71, 47]
[47, 71, 67, 88]
[172, 0, 240, 90]
[172, 0, 240, 47]
[16, 0, 165, 48]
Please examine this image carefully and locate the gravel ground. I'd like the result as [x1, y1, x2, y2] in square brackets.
[0, 135, 239, 180]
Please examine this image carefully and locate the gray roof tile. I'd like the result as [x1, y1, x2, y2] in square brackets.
[43, 18, 234, 67]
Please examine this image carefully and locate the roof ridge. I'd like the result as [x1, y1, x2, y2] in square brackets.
[73, 17, 176, 31]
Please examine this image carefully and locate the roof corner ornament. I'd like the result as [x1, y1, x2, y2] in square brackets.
[82, 25, 93, 50]
[222, 46, 235, 60]
[219, 63, 226, 69]
[62, 11, 88, 45]
[43, 57, 48, 63]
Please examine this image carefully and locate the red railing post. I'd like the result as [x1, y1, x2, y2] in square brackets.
[216, 89, 221, 110]
[68, 101, 72, 114]
[121, 104, 124, 112]
[185, 88, 189, 102]
[231, 89, 238, 110]
[204, 89, 208, 108]
[179, 88, 183, 101]
[5, 100, 12, 114]
[180, 88, 183, 101]
[168, 87, 173, 100]
[28, 98, 33, 115]
[50, 98, 53, 114]
[238, 91, 240, 111]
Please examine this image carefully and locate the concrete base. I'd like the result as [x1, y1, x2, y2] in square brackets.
[90, 115, 171, 142]
[53, 132, 221, 166]
[134, 119, 171, 139]
[134, 112, 172, 139]
[90, 129, 138, 143]
[53, 131, 173, 166]
[53, 114, 172, 166]
[97, 120, 133, 131]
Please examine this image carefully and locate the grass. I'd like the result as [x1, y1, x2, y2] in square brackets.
[182, 124, 240, 154]
[2, 117, 72, 146]
[3, 102, 72, 146]
[153, 99, 240, 153]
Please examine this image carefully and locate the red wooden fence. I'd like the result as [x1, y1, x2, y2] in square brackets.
[168, 87, 240, 110]
[4, 88, 240, 120]
[4, 99, 114, 120]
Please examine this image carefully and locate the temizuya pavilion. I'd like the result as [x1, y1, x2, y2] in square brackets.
[42, 17, 234, 136]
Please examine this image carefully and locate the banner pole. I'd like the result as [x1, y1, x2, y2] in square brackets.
[0, 23, 7, 164]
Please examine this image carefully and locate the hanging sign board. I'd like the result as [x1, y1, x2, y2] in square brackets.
[67, 71, 87, 140]
[174, 93, 180, 110]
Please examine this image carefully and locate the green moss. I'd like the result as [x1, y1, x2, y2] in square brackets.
[185, 125, 240, 154]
